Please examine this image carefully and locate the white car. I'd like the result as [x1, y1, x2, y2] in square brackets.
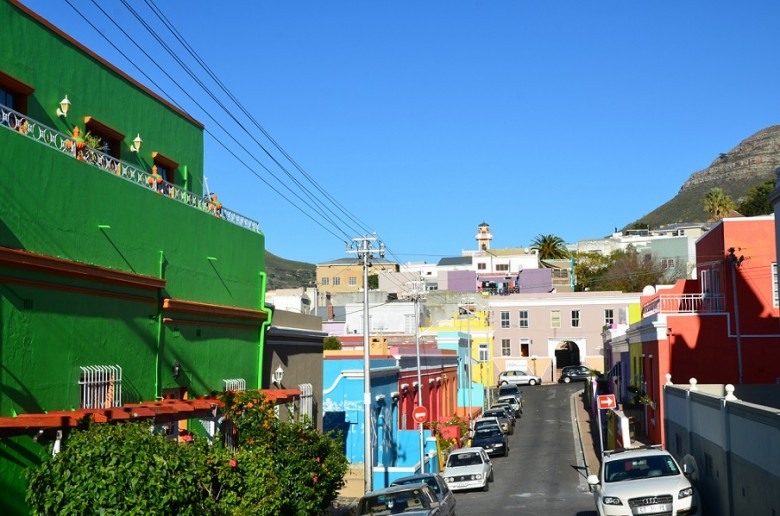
[498, 369, 542, 386]
[587, 446, 700, 516]
[442, 447, 494, 492]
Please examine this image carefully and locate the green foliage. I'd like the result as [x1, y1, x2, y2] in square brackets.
[530, 234, 569, 259]
[27, 391, 349, 515]
[26, 421, 210, 514]
[323, 336, 342, 350]
[703, 187, 736, 222]
[738, 178, 775, 216]
[573, 247, 685, 292]
[368, 274, 379, 290]
[218, 390, 349, 515]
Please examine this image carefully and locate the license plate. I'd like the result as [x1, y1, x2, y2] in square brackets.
[636, 504, 671, 514]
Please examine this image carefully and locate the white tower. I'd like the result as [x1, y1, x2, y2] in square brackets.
[475, 222, 493, 251]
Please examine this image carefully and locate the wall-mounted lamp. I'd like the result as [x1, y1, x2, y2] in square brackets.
[375, 394, 386, 403]
[272, 365, 285, 386]
[173, 360, 181, 379]
[130, 134, 143, 153]
[401, 383, 409, 393]
[412, 381, 420, 391]
[390, 391, 399, 402]
[56, 95, 71, 117]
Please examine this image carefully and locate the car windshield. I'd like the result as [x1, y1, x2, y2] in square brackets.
[483, 410, 505, 419]
[359, 488, 429, 515]
[474, 427, 502, 438]
[446, 452, 484, 467]
[604, 454, 681, 483]
[393, 477, 440, 495]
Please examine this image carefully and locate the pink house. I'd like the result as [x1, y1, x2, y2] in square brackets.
[634, 216, 780, 445]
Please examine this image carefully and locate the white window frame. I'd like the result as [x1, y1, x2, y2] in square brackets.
[501, 338, 511, 356]
[518, 310, 528, 328]
[604, 308, 614, 325]
[551, 310, 561, 329]
[571, 309, 580, 328]
[520, 338, 530, 357]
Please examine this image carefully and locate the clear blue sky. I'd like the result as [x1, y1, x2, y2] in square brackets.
[21, 1, 780, 265]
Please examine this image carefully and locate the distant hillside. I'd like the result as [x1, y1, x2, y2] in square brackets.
[265, 251, 315, 290]
[631, 125, 780, 228]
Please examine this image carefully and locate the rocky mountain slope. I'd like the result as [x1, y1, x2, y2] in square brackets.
[633, 125, 780, 228]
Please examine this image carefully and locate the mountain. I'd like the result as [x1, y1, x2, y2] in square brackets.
[631, 125, 780, 228]
[265, 251, 316, 290]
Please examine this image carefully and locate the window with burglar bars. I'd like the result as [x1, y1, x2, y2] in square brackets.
[79, 365, 122, 409]
[222, 378, 246, 452]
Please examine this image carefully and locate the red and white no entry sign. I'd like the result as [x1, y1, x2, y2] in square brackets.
[597, 394, 617, 410]
[412, 405, 428, 424]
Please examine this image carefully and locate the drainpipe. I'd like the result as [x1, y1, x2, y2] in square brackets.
[155, 250, 165, 397]
[258, 271, 273, 389]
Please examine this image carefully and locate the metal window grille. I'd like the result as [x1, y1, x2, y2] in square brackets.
[79, 365, 122, 409]
[223, 378, 246, 391]
[298, 383, 313, 425]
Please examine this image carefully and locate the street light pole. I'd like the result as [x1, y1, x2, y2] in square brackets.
[408, 281, 425, 471]
[347, 234, 384, 494]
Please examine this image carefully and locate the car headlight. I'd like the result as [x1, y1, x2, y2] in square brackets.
[679, 487, 694, 499]
[445, 477, 454, 483]
[472, 474, 483, 480]
[602, 496, 622, 506]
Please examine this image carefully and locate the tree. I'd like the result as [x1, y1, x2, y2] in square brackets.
[738, 178, 775, 216]
[323, 336, 341, 350]
[573, 247, 686, 292]
[530, 234, 569, 260]
[704, 187, 736, 221]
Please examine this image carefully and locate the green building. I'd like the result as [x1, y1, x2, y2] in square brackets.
[0, 0, 270, 510]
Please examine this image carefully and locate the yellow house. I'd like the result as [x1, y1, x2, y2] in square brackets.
[316, 258, 399, 294]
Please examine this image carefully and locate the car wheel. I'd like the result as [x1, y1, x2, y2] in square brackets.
[489, 469, 494, 482]
[529, 379, 537, 386]
[499, 381, 508, 386]
[564, 376, 571, 384]
[483, 480, 490, 492]
[504, 447, 509, 457]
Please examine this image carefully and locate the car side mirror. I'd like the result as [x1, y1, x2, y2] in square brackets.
[587, 474, 600, 487]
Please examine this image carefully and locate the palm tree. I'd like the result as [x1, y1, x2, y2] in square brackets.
[530, 234, 569, 259]
[704, 187, 736, 221]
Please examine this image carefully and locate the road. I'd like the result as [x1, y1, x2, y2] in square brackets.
[452, 383, 598, 515]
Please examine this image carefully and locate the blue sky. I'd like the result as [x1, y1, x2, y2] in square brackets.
[21, 1, 780, 265]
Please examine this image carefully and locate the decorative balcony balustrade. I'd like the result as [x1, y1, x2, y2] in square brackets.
[642, 293, 725, 317]
[1, 104, 260, 233]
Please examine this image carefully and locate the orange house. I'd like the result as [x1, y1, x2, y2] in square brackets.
[633, 215, 780, 445]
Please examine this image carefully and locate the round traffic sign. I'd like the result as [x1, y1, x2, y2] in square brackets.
[412, 405, 428, 424]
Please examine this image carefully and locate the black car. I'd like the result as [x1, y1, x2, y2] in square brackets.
[471, 425, 509, 457]
[558, 365, 599, 383]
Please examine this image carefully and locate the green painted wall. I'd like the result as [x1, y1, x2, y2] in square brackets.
[0, 2, 270, 511]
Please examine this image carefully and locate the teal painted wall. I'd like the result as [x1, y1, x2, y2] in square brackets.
[0, 2, 269, 511]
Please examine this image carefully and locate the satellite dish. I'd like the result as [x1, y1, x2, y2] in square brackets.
[642, 285, 656, 296]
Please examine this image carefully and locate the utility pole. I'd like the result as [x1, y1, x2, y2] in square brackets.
[347, 234, 383, 494]
[727, 247, 744, 384]
[459, 298, 477, 427]
[407, 280, 426, 471]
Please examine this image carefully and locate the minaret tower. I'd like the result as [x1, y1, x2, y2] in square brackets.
[475, 222, 493, 252]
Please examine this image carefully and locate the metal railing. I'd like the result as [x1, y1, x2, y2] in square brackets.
[1, 104, 260, 233]
[79, 365, 122, 409]
[642, 293, 725, 317]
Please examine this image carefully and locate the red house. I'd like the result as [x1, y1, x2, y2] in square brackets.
[633, 215, 780, 445]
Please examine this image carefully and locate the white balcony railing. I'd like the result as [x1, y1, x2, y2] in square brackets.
[642, 293, 725, 317]
[1, 104, 260, 233]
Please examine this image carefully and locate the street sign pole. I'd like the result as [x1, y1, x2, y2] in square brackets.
[596, 394, 616, 454]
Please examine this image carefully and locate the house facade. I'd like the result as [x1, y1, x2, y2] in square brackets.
[630, 215, 780, 445]
[0, 2, 270, 512]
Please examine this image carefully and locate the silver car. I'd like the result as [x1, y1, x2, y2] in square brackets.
[443, 446, 494, 492]
[498, 369, 542, 386]
[357, 482, 443, 515]
[391, 473, 456, 516]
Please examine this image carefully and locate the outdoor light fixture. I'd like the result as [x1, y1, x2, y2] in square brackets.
[56, 95, 71, 117]
[130, 134, 143, 153]
[272, 365, 285, 386]
[173, 360, 181, 379]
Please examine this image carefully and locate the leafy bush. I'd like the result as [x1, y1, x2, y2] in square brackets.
[27, 391, 349, 515]
[323, 336, 342, 350]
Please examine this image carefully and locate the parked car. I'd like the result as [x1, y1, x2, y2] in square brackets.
[471, 425, 509, 457]
[473, 416, 504, 435]
[498, 369, 542, 386]
[357, 482, 443, 515]
[496, 394, 522, 416]
[481, 408, 513, 434]
[497, 383, 522, 400]
[558, 365, 599, 383]
[442, 447, 494, 492]
[490, 403, 517, 424]
[391, 473, 456, 516]
[587, 446, 700, 516]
